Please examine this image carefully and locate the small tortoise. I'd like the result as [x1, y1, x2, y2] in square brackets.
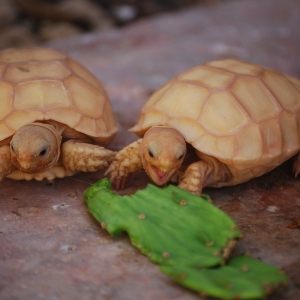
[106, 59, 300, 195]
[0, 47, 117, 181]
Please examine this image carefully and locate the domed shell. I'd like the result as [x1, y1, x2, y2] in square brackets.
[131, 59, 300, 184]
[0, 47, 117, 145]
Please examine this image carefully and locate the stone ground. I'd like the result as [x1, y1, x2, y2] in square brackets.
[0, 0, 300, 299]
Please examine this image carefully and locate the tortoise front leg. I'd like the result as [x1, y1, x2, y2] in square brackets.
[0, 145, 15, 181]
[61, 140, 116, 173]
[178, 157, 231, 195]
[105, 139, 143, 189]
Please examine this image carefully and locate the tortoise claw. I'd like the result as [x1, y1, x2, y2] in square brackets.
[115, 176, 129, 190]
[105, 140, 143, 190]
[105, 162, 130, 190]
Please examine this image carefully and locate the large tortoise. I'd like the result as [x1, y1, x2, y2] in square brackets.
[106, 59, 300, 195]
[0, 47, 117, 181]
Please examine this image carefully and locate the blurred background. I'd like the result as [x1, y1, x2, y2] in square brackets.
[0, 0, 220, 49]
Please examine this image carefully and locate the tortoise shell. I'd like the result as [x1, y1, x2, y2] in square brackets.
[130, 59, 300, 185]
[0, 47, 117, 146]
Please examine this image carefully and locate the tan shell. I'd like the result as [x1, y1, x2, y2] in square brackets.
[131, 59, 300, 185]
[0, 47, 117, 146]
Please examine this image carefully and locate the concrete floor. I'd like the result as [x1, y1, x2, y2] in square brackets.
[1, 0, 300, 299]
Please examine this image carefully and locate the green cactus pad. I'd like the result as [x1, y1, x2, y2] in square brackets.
[161, 255, 288, 299]
[84, 178, 241, 267]
[84, 179, 288, 299]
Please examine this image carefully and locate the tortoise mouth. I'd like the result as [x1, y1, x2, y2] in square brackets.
[12, 157, 55, 174]
[149, 165, 178, 185]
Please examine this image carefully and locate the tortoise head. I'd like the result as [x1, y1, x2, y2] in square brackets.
[10, 123, 61, 174]
[140, 126, 186, 185]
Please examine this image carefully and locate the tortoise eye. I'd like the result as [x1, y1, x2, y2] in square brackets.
[148, 149, 154, 158]
[177, 153, 184, 160]
[39, 148, 47, 156]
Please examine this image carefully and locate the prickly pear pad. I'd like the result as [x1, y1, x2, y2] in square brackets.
[84, 179, 288, 299]
[161, 255, 288, 299]
[84, 178, 241, 267]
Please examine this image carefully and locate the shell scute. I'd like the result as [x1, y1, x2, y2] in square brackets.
[137, 110, 169, 132]
[4, 111, 45, 130]
[4, 61, 71, 83]
[260, 119, 282, 167]
[230, 76, 282, 123]
[280, 112, 299, 157]
[0, 123, 14, 140]
[26, 48, 67, 61]
[64, 76, 104, 117]
[194, 134, 235, 162]
[75, 117, 98, 138]
[141, 81, 171, 113]
[45, 108, 82, 128]
[205, 59, 262, 77]
[233, 124, 263, 170]
[95, 118, 108, 136]
[14, 80, 70, 110]
[0, 48, 66, 64]
[252, 165, 274, 178]
[101, 101, 118, 135]
[153, 81, 210, 119]
[177, 65, 236, 90]
[64, 58, 107, 94]
[0, 82, 13, 119]
[261, 69, 300, 113]
[284, 74, 300, 92]
[199, 91, 249, 136]
[168, 118, 205, 143]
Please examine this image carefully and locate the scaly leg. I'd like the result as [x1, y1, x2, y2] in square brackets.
[178, 157, 231, 195]
[61, 140, 116, 173]
[105, 139, 143, 189]
[0, 145, 15, 181]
